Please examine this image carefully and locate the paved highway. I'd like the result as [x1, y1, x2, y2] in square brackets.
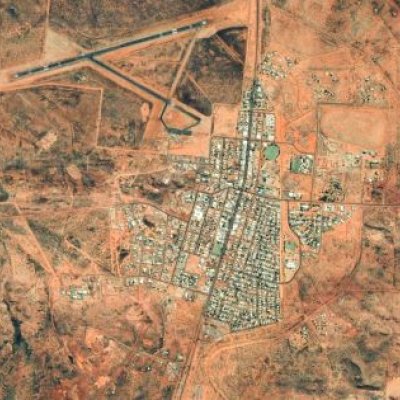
[14, 20, 207, 79]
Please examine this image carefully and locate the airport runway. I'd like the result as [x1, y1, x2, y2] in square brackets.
[14, 20, 207, 79]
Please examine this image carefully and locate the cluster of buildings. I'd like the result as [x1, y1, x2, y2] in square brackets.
[261, 51, 296, 80]
[60, 276, 100, 301]
[169, 81, 283, 329]
[315, 136, 388, 203]
[306, 71, 339, 102]
[238, 80, 275, 141]
[198, 137, 263, 193]
[172, 189, 239, 294]
[289, 202, 351, 252]
[290, 154, 314, 174]
[358, 76, 387, 106]
[193, 82, 282, 328]
[206, 194, 281, 330]
[195, 81, 281, 199]
[305, 71, 388, 106]
[118, 204, 187, 282]
[87, 81, 284, 331]
[62, 286, 91, 301]
[173, 252, 200, 289]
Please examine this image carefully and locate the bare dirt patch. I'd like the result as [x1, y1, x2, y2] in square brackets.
[319, 105, 393, 149]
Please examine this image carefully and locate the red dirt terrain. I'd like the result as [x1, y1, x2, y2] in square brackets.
[1, 0, 400, 399]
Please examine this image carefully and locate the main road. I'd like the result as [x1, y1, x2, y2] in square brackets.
[173, 0, 263, 398]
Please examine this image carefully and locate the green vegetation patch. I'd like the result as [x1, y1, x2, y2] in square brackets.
[290, 157, 302, 173]
[264, 144, 280, 160]
[284, 240, 297, 252]
[212, 242, 224, 256]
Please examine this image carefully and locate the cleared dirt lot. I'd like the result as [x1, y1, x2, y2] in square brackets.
[319, 105, 393, 149]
